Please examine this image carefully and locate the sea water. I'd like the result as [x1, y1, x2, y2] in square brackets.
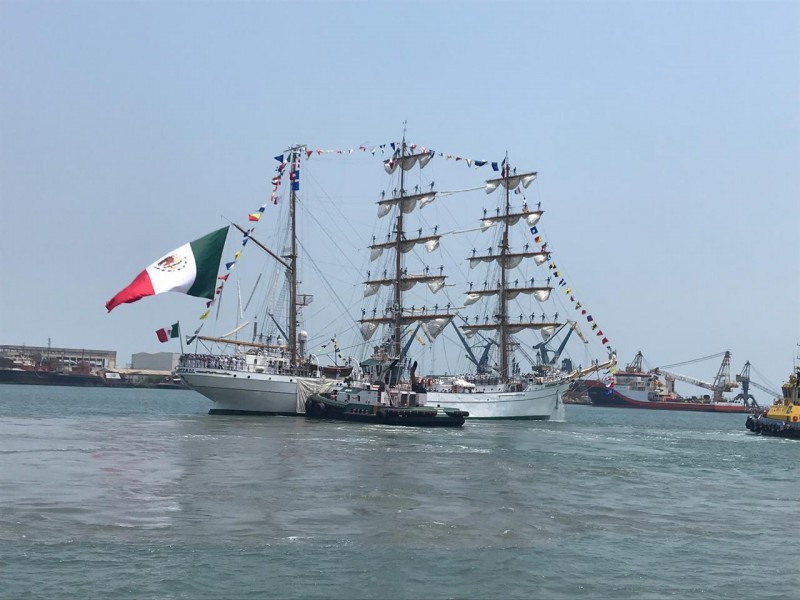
[0, 384, 796, 599]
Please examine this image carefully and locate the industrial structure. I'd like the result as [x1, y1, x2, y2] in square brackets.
[131, 352, 180, 372]
[735, 361, 780, 408]
[655, 351, 739, 402]
[0, 343, 117, 370]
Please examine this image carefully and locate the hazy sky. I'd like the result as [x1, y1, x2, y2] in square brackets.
[1, 0, 797, 400]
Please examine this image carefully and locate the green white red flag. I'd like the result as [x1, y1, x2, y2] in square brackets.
[156, 322, 180, 343]
[106, 226, 229, 312]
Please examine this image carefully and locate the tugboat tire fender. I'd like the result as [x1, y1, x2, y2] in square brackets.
[305, 397, 325, 417]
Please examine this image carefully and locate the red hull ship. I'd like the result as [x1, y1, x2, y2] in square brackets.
[586, 351, 752, 413]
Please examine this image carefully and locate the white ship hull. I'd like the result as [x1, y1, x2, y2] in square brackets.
[425, 380, 569, 420]
[177, 367, 308, 415]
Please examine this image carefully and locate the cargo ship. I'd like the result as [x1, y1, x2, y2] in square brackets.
[0, 345, 189, 389]
[0, 354, 109, 387]
[0, 367, 107, 387]
[586, 351, 751, 413]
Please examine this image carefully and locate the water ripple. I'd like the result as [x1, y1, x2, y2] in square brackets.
[0, 388, 795, 599]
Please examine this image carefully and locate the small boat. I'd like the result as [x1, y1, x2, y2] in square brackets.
[304, 360, 468, 427]
[745, 367, 800, 438]
[318, 364, 353, 378]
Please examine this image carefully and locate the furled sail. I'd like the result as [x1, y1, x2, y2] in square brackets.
[363, 275, 447, 297]
[481, 210, 542, 230]
[376, 191, 437, 218]
[461, 321, 562, 337]
[383, 151, 434, 174]
[360, 322, 378, 341]
[463, 286, 552, 305]
[540, 325, 557, 341]
[360, 312, 456, 328]
[532, 288, 551, 302]
[510, 287, 551, 301]
[363, 283, 381, 298]
[484, 171, 537, 194]
[468, 251, 549, 270]
[369, 234, 440, 261]
[464, 292, 488, 306]
[422, 317, 453, 340]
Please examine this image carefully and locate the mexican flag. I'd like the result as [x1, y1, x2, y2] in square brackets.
[106, 226, 229, 312]
[156, 322, 180, 343]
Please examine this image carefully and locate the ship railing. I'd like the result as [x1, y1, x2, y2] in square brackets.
[178, 353, 322, 378]
[179, 354, 249, 371]
[435, 374, 505, 386]
[523, 373, 566, 386]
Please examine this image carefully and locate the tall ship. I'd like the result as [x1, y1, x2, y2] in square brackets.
[585, 350, 755, 412]
[176, 145, 339, 414]
[177, 138, 615, 418]
[355, 136, 615, 419]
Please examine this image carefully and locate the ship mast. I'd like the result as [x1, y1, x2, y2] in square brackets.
[456, 159, 617, 381]
[393, 132, 407, 359]
[287, 145, 302, 366]
[499, 154, 510, 380]
[358, 133, 452, 362]
[461, 159, 557, 380]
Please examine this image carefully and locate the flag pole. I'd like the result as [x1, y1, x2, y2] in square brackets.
[178, 321, 184, 354]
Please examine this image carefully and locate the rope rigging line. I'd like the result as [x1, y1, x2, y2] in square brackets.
[301, 166, 366, 245]
[658, 351, 727, 370]
[436, 185, 485, 196]
[750, 363, 779, 390]
[300, 204, 363, 275]
[295, 237, 364, 353]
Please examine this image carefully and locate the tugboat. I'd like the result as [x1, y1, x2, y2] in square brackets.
[305, 358, 468, 427]
[745, 367, 800, 439]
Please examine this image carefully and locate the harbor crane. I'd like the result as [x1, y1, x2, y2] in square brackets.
[734, 361, 779, 409]
[626, 351, 645, 372]
[530, 320, 587, 367]
[655, 350, 739, 402]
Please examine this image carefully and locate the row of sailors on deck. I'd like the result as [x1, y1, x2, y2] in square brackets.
[179, 354, 249, 370]
[179, 353, 296, 373]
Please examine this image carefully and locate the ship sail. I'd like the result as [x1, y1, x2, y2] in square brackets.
[355, 137, 616, 420]
[460, 161, 564, 380]
[358, 142, 455, 350]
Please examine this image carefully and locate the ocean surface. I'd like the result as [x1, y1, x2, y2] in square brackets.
[0, 385, 796, 600]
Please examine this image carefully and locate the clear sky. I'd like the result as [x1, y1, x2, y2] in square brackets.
[1, 0, 797, 399]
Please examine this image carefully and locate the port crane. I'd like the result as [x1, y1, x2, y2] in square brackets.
[655, 350, 739, 402]
[734, 361, 779, 409]
[530, 320, 588, 367]
[453, 319, 589, 375]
